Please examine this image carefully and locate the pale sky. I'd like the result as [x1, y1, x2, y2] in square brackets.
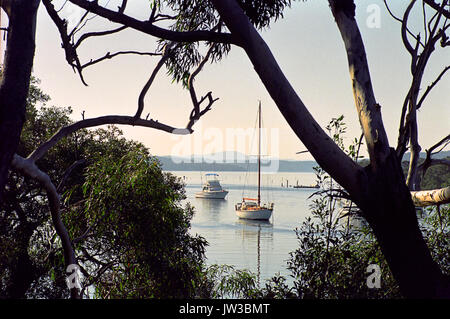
[28, 0, 449, 160]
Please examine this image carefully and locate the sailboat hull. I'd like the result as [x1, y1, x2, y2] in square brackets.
[235, 208, 273, 220]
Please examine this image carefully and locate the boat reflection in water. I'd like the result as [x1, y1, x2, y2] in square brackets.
[195, 196, 228, 223]
[235, 219, 273, 287]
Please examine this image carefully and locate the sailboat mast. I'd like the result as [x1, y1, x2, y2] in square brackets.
[257, 101, 261, 207]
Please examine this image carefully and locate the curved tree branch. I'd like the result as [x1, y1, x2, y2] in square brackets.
[383, 0, 425, 52]
[186, 44, 219, 130]
[135, 42, 175, 119]
[43, 0, 88, 85]
[27, 115, 189, 163]
[67, 0, 238, 45]
[427, 134, 450, 155]
[394, 0, 448, 180]
[402, 0, 420, 57]
[11, 154, 80, 299]
[74, 25, 127, 49]
[43, 0, 166, 86]
[415, 134, 450, 187]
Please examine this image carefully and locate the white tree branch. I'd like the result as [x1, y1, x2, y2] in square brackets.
[10, 154, 80, 298]
[411, 186, 450, 206]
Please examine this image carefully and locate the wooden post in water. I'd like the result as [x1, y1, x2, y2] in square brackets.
[0, 8, 5, 66]
[257, 101, 261, 207]
[0, 9, 2, 65]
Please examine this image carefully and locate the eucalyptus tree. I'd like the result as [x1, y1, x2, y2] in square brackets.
[0, 0, 448, 298]
[1, 83, 208, 298]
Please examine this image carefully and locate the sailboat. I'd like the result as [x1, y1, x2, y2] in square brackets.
[235, 102, 274, 220]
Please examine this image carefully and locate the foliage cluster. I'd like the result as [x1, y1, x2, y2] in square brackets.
[67, 150, 207, 298]
[0, 78, 210, 298]
[160, 0, 294, 86]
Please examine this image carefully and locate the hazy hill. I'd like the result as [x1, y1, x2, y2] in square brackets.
[157, 152, 317, 172]
[401, 151, 450, 161]
[157, 151, 450, 173]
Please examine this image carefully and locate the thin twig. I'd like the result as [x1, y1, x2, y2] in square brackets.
[81, 50, 161, 69]
[417, 65, 450, 109]
[135, 42, 175, 119]
[74, 25, 127, 49]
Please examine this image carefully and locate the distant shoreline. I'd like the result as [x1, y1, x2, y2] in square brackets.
[157, 151, 450, 173]
[157, 157, 318, 173]
[163, 169, 316, 173]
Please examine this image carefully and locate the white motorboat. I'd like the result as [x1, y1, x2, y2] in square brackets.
[235, 102, 274, 220]
[195, 173, 228, 199]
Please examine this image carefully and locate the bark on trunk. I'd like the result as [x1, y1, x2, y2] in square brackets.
[0, 0, 40, 200]
[329, 0, 391, 169]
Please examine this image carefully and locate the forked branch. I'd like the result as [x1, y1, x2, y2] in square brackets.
[186, 45, 219, 130]
[43, 0, 162, 86]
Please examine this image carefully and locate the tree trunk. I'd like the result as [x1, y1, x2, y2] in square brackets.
[0, 0, 40, 201]
[329, 0, 448, 298]
[359, 149, 449, 298]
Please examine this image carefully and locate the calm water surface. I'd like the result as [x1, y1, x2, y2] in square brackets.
[169, 171, 318, 286]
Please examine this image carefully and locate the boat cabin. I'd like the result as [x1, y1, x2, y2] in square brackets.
[195, 173, 228, 199]
[203, 174, 224, 191]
